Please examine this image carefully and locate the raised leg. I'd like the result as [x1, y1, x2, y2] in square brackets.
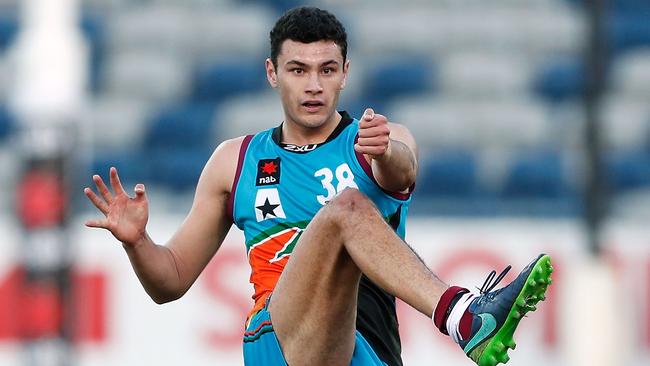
[268, 189, 448, 365]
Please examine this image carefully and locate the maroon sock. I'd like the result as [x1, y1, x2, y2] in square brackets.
[433, 286, 469, 335]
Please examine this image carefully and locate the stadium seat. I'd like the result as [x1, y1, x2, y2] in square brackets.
[143, 103, 217, 151]
[142, 102, 217, 192]
[0, 12, 17, 51]
[600, 97, 650, 149]
[147, 147, 213, 192]
[245, 0, 306, 13]
[185, 5, 273, 61]
[438, 52, 532, 98]
[0, 57, 8, 100]
[84, 96, 150, 149]
[337, 98, 373, 122]
[387, 96, 478, 149]
[80, 13, 106, 93]
[354, 9, 449, 55]
[564, 0, 650, 12]
[107, 4, 194, 55]
[610, 13, 650, 54]
[542, 101, 586, 150]
[565, 0, 650, 54]
[213, 92, 283, 140]
[103, 51, 190, 102]
[389, 96, 549, 151]
[447, 5, 582, 56]
[484, 0, 574, 7]
[82, 0, 132, 10]
[520, 3, 586, 55]
[109, 2, 267, 62]
[0, 105, 14, 141]
[606, 150, 650, 193]
[446, 9, 523, 53]
[612, 0, 650, 12]
[92, 149, 150, 185]
[417, 150, 479, 197]
[610, 48, 650, 99]
[154, 0, 234, 7]
[502, 151, 569, 198]
[360, 57, 435, 109]
[191, 59, 267, 103]
[470, 99, 550, 150]
[533, 58, 585, 103]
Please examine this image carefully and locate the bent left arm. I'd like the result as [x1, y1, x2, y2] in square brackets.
[354, 109, 418, 193]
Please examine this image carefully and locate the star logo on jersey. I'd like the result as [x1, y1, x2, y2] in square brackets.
[256, 198, 279, 219]
[257, 158, 281, 186]
[255, 188, 286, 222]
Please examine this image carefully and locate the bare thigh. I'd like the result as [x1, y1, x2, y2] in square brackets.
[268, 189, 377, 366]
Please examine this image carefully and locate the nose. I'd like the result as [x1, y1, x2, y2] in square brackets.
[305, 72, 323, 94]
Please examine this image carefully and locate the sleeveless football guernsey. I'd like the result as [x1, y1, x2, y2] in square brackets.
[230, 111, 411, 366]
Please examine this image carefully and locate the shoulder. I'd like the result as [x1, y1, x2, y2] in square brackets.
[216, 135, 251, 155]
[200, 135, 253, 194]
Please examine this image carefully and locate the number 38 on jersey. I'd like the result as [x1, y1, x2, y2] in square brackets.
[314, 163, 359, 205]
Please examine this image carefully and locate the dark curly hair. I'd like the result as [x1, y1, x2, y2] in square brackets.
[269, 7, 348, 68]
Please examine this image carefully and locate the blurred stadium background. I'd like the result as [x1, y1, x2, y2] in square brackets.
[0, 0, 649, 365]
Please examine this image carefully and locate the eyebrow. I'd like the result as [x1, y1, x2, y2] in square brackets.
[285, 59, 340, 68]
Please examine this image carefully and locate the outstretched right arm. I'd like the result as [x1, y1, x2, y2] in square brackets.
[84, 137, 245, 304]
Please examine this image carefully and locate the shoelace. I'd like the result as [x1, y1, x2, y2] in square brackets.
[478, 265, 512, 294]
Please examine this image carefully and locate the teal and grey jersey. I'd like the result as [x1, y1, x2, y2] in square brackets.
[229, 111, 412, 366]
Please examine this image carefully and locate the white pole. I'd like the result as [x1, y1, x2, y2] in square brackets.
[7, 0, 88, 126]
[6, 1, 88, 365]
[560, 257, 630, 366]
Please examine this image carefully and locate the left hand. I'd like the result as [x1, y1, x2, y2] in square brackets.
[354, 108, 392, 160]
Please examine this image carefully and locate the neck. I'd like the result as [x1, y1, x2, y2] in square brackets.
[281, 111, 342, 145]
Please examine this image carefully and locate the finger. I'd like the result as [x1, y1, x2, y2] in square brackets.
[110, 167, 127, 195]
[93, 174, 113, 203]
[134, 183, 147, 202]
[362, 108, 375, 121]
[357, 136, 390, 147]
[84, 187, 109, 214]
[85, 218, 109, 229]
[354, 144, 387, 156]
[359, 113, 387, 129]
[358, 118, 378, 129]
[358, 125, 390, 138]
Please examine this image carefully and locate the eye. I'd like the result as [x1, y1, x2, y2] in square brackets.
[291, 68, 304, 75]
[322, 67, 333, 74]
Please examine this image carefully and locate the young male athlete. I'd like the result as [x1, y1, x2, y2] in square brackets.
[84, 7, 552, 366]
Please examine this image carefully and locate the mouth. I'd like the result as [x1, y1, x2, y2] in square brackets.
[301, 100, 325, 112]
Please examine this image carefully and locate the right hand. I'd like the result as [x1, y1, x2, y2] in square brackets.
[84, 167, 149, 248]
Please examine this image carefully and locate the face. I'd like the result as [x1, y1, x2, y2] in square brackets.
[266, 39, 349, 131]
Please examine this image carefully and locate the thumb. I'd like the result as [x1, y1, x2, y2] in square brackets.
[134, 184, 147, 200]
[362, 108, 374, 121]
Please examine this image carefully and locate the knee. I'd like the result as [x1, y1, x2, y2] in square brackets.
[326, 188, 374, 215]
[315, 189, 380, 241]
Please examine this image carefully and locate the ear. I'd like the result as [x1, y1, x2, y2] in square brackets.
[266, 58, 278, 88]
[340, 59, 350, 90]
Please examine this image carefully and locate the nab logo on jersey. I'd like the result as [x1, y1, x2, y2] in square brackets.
[257, 158, 281, 186]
